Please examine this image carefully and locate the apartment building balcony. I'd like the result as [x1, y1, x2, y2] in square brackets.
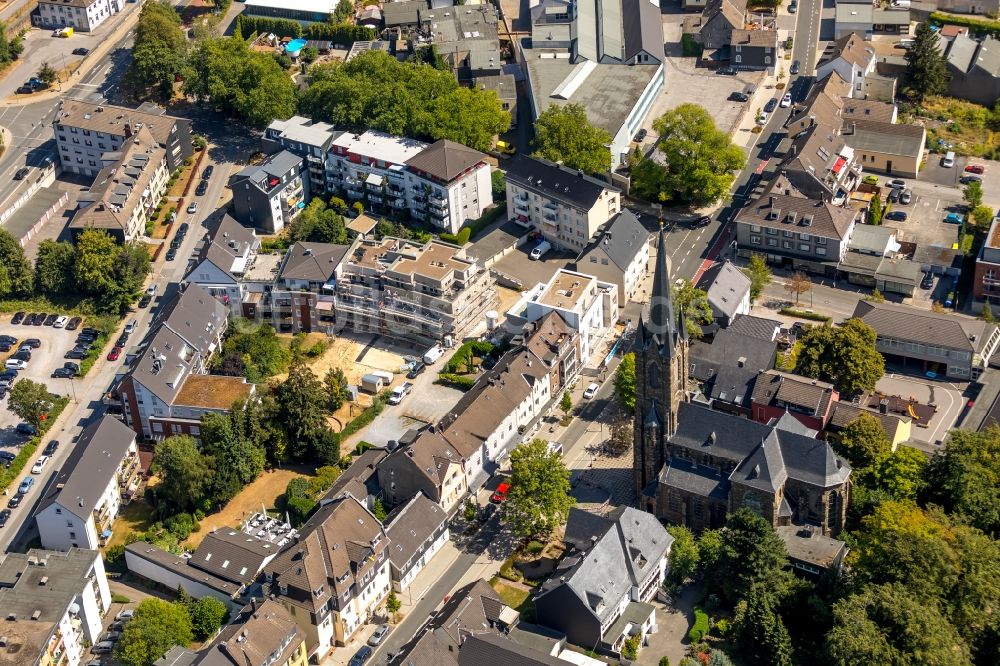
[346, 183, 365, 199]
[387, 182, 405, 196]
[389, 197, 406, 209]
[344, 175, 362, 187]
[429, 191, 447, 204]
[368, 193, 384, 204]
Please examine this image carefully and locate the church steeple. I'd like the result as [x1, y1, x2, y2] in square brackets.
[639, 225, 682, 355]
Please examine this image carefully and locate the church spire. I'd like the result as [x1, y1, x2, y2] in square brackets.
[646, 225, 680, 355]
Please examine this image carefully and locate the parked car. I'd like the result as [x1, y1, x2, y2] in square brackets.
[116, 610, 135, 621]
[195, 179, 208, 196]
[22, 312, 37, 325]
[790, 60, 800, 75]
[5, 359, 27, 370]
[965, 164, 985, 174]
[756, 111, 769, 125]
[368, 624, 391, 647]
[107, 347, 122, 362]
[692, 215, 712, 228]
[34, 312, 47, 325]
[960, 175, 982, 185]
[388, 382, 414, 405]
[16, 423, 37, 436]
[66, 316, 82, 330]
[887, 179, 906, 189]
[921, 272, 934, 290]
[717, 65, 737, 75]
[11, 312, 24, 324]
[0, 335, 16, 344]
[730, 91, 749, 102]
[63, 362, 80, 374]
[780, 93, 792, 108]
[406, 361, 426, 379]
[165, 248, 177, 261]
[18, 476, 35, 494]
[900, 189, 912, 205]
[944, 212, 964, 224]
[81, 328, 100, 337]
[789, 0, 797, 11]
[31, 456, 49, 474]
[43, 313, 58, 326]
[54, 315, 69, 328]
[764, 98, 778, 113]
[72, 47, 90, 56]
[887, 188, 901, 204]
[177, 222, 189, 235]
[187, 202, 199, 214]
[202, 165, 214, 179]
[52, 367, 75, 378]
[530, 241, 551, 260]
[490, 481, 511, 504]
[634, 128, 647, 142]
[583, 382, 600, 399]
[0, 509, 10, 527]
[349, 646, 373, 666]
[7, 494, 22, 508]
[64, 349, 87, 360]
[138, 294, 152, 308]
[100, 631, 122, 643]
[23, 338, 41, 349]
[44, 440, 59, 456]
[92, 641, 115, 654]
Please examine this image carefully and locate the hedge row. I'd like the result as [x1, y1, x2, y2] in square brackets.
[340, 391, 389, 441]
[235, 15, 376, 44]
[778, 307, 832, 323]
[929, 12, 1000, 40]
[688, 607, 710, 643]
[437, 373, 477, 389]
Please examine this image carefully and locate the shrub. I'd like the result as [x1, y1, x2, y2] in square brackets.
[778, 308, 832, 323]
[439, 227, 472, 245]
[437, 373, 476, 389]
[688, 608, 710, 643]
[164, 513, 195, 540]
[714, 617, 731, 637]
[527, 540, 545, 554]
[105, 544, 126, 567]
[622, 633, 641, 660]
[111, 592, 131, 604]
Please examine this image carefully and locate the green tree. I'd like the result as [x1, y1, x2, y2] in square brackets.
[613, 352, 636, 412]
[491, 170, 506, 198]
[114, 598, 193, 666]
[825, 583, 969, 665]
[705, 509, 790, 605]
[982, 302, 995, 323]
[784, 271, 812, 306]
[37, 62, 58, 85]
[631, 104, 746, 206]
[199, 401, 267, 507]
[865, 445, 927, 501]
[836, 413, 891, 470]
[866, 194, 883, 225]
[152, 436, 213, 514]
[126, 1, 188, 99]
[733, 585, 793, 666]
[33, 240, 76, 295]
[532, 103, 612, 175]
[504, 439, 575, 538]
[299, 51, 508, 151]
[744, 254, 771, 303]
[324, 367, 350, 411]
[0, 228, 33, 297]
[972, 204, 994, 228]
[408, 44, 450, 72]
[7, 379, 54, 428]
[214, 320, 292, 382]
[386, 589, 402, 616]
[666, 525, 699, 584]
[332, 0, 353, 23]
[189, 597, 228, 641]
[621, 634, 641, 660]
[673, 279, 713, 339]
[796, 319, 885, 396]
[559, 391, 573, 417]
[276, 361, 333, 462]
[905, 21, 951, 100]
[372, 498, 388, 522]
[922, 427, 1000, 535]
[965, 180, 984, 209]
[73, 229, 150, 314]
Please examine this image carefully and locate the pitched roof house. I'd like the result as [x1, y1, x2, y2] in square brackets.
[751, 370, 839, 431]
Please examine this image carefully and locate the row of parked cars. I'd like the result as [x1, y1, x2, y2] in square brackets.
[166, 222, 190, 262]
[89, 609, 136, 659]
[12, 311, 81, 329]
[64, 327, 103, 361]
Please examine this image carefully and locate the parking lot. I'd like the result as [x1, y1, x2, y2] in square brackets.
[360, 377, 464, 446]
[875, 374, 967, 449]
[881, 182, 965, 250]
[492, 244, 573, 290]
[0, 317, 89, 455]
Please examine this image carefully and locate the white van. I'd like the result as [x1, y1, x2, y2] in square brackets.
[423, 345, 445, 365]
[942, 151, 956, 168]
[530, 240, 552, 260]
[31, 455, 49, 474]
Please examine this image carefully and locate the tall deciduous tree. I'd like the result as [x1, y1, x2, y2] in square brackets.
[8, 379, 54, 428]
[666, 525, 699, 584]
[324, 367, 350, 411]
[127, 1, 187, 99]
[922, 427, 1000, 535]
[905, 21, 951, 100]
[34, 239, 76, 295]
[631, 104, 746, 206]
[705, 508, 790, 605]
[613, 352, 636, 412]
[276, 361, 333, 462]
[964, 180, 984, 209]
[504, 438, 575, 538]
[865, 445, 926, 501]
[37, 62, 58, 85]
[115, 598, 193, 666]
[796, 319, 885, 396]
[673, 279, 713, 339]
[199, 402, 267, 507]
[189, 597, 228, 641]
[866, 194, 883, 225]
[152, 436, 214, 514]
[0, 228, 33, 297]
[784, 271, 812, 306]
[72, 229, 150, 314]
[836, 412, 891, 470]
[532, 103, 613, 175]
[744, 254, 771, 303]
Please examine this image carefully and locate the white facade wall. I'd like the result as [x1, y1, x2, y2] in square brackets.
[187, 260, 244, 315]
[37, 506, 98, 552]
[37, 0, 120, 32]
[392, 529, 449, 592]
[622, 241, 650, 302]
[124, 549, 240, 611]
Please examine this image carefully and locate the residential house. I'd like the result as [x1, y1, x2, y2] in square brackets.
[973, 213, 1000, 310]
[697, 260, 751, 327]
[335, 237, 498, 346]
[35, 0, 123, 32]
[688, 328, 777, 414]
[125, 527, 284, 612]
[263, 115, 338, 197]
[264, 494, 392, 659]
[776, 525, 849, 577]
[507, 269, 618, 367]
[506, 155, 622, 252]
[751, 370, 840, 431]
[817, 33, 877, 94]
[116, 284, 236, 439]
[186, 214, 261, 316]
[828, 401, 912, 448]
[384, 493, 449, 592]
[244, 241, 350, 334]
[534, 507, 672, 655]
[229, 150, 308, 234]
[833, 4, 910, 40]
[735, 189, 860, 275]
[320, 448, 387, 508]
[35, 416, 141, 551]
[378, 429, 468, 512]
[727, 313, 781, 341]
[53, 100, 193, 177]
[521, 311, 581, 396]
[686, 0, 746, 50]
[730, 29, 779, 73]
[390, 579, 519, 665]
[193, 599, 308, 666]
[68, 126, 168, 242]
[457, 634, 569, 666]
[843, 117, 925, 178]
[942, 33, 1000, 107]
[0, 549, 111, 666]
[782, 117, 864, 204]
[573, 209, 650, 303]
[840, 224, 920, 296]
[852, 300, 1000, 380]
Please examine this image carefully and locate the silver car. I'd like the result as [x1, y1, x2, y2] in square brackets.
[92, 641, 115, 654]
[368, 623, 391, 647]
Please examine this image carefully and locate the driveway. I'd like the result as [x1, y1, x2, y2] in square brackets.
[875, 374, 966, 448]
[492, 245, 573, 290]
[638, 586, 699, 666]
[351, 370, 464, 447]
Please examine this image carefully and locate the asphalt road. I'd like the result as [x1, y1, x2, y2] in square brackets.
[793, 0, 823, 76]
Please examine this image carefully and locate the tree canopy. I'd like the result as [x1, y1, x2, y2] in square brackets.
[289, 198, 347, 245]
[127, 1, 187, 99]
[34, 240, 76, 296]
[796, 319, 885, 396]
[153, 436, 214, 514]
[674, 279, 713, 339]
[0, 228, 34, 298]
[115, 598, 193, 666]
[922, 427, 1000, 536]
[613, 352, 636, 412]
[705, 508, 791, 605]
[745, 254, 772, 303]
[298, 51, 509, 151]
[835, 413, 891, 470]
[71, 229, 151, 314]
[905, 21, 950, 100]
[7, 379, 54, 428]
[275, 360, 339, 465]
[532, 103, 613, 175]
[504, 438, 575, 538]
[631, 104, 746, 206]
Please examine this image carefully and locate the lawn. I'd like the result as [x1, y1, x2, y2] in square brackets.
[491, 578, 532, 610]
[105, 500, 157, 550]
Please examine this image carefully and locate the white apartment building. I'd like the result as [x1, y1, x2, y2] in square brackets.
[36, 0, 123, 32]
[186, 214, 261, 316]
[68, 126, 168, 242]
[384, 494, 449, 593]
[505, 154, 622, 252]
[35, 417, 140, 551]
[0, 549, 112, 666]
[327, 130, 493, 234]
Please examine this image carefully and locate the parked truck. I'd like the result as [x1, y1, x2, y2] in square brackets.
[423, 345, 445, 365]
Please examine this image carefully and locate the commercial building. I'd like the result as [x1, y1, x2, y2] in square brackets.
[573, 209, 650, 303]
[53, 100, 193, 177]
[35, 0, 122, 32]
[35, 416, 140, 551]
[839, 224, 920, 296]
[265, 494, 392, 660]
[852, 300, 1000, 380]
[68, 126, 168, 243]
[0, 549, 111, 666]
[335, 237, 498, 346]
[229, 151, 309, 234]
[505, 155, 622, 252]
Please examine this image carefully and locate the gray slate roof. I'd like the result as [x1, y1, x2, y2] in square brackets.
[404, 139, 488, 183]
[457, 634, 565, 666]
[698, 261, 751, 321]
[230, 150, 302, 192]
[622, 0, 666, 62]
[577, 209, 649, 271]
[727, 314, 781, 341]
[505, 154, 620, 211]
[188, 529, 279, 585]
[852, 299, 997, 353]
[37, 417, 136, 520]
[688, 329, 776, 405]
[385, 493, 447, 572]
[278, 242, 350, 283]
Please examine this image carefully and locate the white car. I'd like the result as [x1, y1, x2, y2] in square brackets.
[31, 456, 49, 474]
[116, 609, 135, 621]
[780, 93, 792, 108]
[53, 315, 69, 328]
[583, 382, 599, 399]
[5, 359, 27, 370]
[756, 111, 769, 126]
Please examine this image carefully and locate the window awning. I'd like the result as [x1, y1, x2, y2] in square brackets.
[365, 173, 384, 186]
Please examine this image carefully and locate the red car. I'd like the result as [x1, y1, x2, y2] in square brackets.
[107, 347, 122, 361]
[490, 482, 511, 504]
[965, 164, 985, 174]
